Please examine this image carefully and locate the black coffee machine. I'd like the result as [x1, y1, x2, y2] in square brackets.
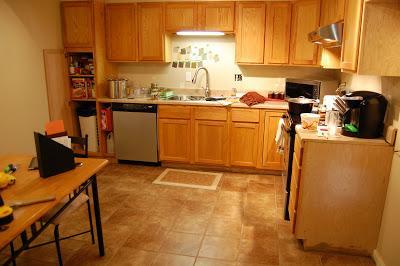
[342, 91, 387, 138]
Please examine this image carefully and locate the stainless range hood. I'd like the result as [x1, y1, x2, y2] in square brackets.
[308, 22, 343, 48]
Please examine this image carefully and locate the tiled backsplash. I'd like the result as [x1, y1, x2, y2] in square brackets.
[116, 36, 339, 96]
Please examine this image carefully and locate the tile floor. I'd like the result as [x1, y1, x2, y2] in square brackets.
[1, 163, 375, 265]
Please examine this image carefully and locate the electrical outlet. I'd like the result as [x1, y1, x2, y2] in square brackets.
[234, 74, 243, 81]
[186, 72, 192, 82]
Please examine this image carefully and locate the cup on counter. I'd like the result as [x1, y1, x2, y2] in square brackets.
[326, 110, 340, 136]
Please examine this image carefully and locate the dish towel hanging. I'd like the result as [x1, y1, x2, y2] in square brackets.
[275, 118, 285, 154]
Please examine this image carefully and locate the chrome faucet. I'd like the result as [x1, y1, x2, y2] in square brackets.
[192, 67, 210, 98]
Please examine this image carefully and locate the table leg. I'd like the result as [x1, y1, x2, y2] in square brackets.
[91, 175, 105, 256]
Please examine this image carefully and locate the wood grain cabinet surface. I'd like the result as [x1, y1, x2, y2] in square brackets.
[235, 2, 266, 64]
[158, 118, 191, 162]
[230, 122, 259, 167]
[290, 0, 321, 66]
[260, 111, 284, 170]
[61, 1, 94, 48]
[264, 1, 292, 65]
[138, 3, 167, 61]
[194, 120, 228, 165]
[105, 4, 138, 61]
[198, 2, 235, 32]
[165, 2, 198, 32]
[320, 0, 345, 26]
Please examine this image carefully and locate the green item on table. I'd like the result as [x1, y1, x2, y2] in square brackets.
[344, 124, 358, 133]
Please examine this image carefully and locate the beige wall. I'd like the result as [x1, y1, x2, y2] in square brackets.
[341, 73, 400, 266]
[117, 36, 339, 96]
[0, 0, 63, 154]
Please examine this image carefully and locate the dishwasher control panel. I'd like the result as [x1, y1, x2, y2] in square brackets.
[112, 103, 157, 113]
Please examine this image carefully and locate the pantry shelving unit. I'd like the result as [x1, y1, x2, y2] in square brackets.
[60, 0, 117, 158]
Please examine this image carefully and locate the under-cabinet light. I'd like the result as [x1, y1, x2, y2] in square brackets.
[176, 31, 225, 36]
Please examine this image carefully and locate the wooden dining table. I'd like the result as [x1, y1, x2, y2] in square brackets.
[0, 155, 108, 265]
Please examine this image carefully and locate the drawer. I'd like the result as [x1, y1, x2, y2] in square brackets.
[231, 108, 259, 123]
[158, 105, 191, 119]
[294, 135, 303, 166]
[194, 107, 227, 121]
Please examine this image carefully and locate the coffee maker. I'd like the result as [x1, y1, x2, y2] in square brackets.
[342, 91, 387, 138]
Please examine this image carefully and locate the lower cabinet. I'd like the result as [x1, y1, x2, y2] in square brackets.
[158, 118, 191, 162]
[261, 111, 284, 170]
[194, 120, 228, 165]
[230, 122, 259, 167]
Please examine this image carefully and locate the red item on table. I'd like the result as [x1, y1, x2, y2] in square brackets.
[240, 92, 267, 106]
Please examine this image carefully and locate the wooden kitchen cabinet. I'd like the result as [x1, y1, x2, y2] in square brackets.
[290, 0, 320, 65]
[260, 111, 284, 170]
[340, 0, 363, 72]
[230, 122, 259, 167]
[194, 120, 228, 165]
[230, 108, 260, 167]
[198, 2, 235, 32]
[193, 107, 228, 165]
[320, 0, 345, 26]
[61, 1, 93, 48]
[165, 3, 198, 32]
[264, 1, 292, 65]
[291, 133, 393, 254]
[138, 3, 170, 62]
[105, 4, 138, 61]
[235, 2, 266, 64]
[158, 119, 191, 162]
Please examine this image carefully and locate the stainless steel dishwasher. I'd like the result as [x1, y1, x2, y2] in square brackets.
[112, 103, 158, 163]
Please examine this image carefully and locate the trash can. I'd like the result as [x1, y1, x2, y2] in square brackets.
[77, 105, 98, 152]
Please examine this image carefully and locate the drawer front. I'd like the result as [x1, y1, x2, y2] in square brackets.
[294, 135, 303, 166]
[231, 108, 260, 122]
[158, 105, 191, 119]
[194, 107, 227, 121]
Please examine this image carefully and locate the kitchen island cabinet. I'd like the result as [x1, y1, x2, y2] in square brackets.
[290, 127, 393, 254]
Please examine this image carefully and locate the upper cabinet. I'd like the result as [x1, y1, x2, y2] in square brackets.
[165, 3, 198, 32]
[235, 2, 266, 64]
[198, 2, 235, 32]
[105, 4, 138, 61]
[290, 0, 321, 66]
[61, 1, 94, 48]
[138, 3, 169, 62]
[264, 2, 292, 65]
[320, 0, 345, 26]
[340, 0, 363, 72]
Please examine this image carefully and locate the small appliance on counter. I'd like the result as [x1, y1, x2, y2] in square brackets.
[341, 91, 387, 138]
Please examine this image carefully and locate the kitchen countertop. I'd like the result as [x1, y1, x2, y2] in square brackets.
[295, 125, 391, 146]
[97, 97, 288, 110]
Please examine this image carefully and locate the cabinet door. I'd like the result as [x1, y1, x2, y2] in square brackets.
[105, 4, 137, 61]
[261, 111, 283, 170]
[138, 3, 165, 61]
[198, 2, 235, 32]
[158, 118, 191, 162]
[194, 120, 228, 165]
[230, 122, 259, 167]
[290, 0, 321, 65]
[320, 0, 345, 26]
[61, 1, 93, 48]
[264, 2, 292, 64]
[165, 3, 197, 32]
[341, 0, 363, 72]
[235, 2, 266, 64]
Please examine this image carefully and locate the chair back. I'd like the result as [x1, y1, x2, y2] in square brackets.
[69, 134, 89, 158]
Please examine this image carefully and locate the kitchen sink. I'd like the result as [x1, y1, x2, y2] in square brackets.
[168, 95, 206, 101]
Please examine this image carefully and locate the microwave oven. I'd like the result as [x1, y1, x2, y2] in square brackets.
[285, 79, 321, 100]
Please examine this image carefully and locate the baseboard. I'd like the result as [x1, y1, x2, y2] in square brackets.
[373, 249, 386, 266]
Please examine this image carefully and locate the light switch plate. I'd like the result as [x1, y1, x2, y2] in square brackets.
[185, 72, 192, 82]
